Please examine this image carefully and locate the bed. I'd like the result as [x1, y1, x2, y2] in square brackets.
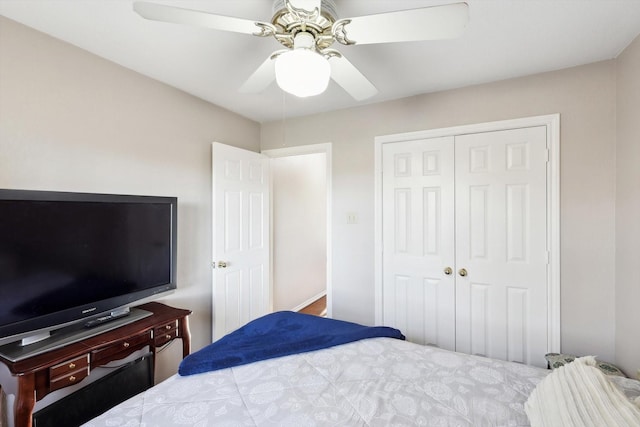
[83, 312, 640, 427]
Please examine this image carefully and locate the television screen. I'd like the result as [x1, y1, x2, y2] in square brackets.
[0, 190, 177, 346]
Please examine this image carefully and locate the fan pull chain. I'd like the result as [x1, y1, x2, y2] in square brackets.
[280, 91, 288, 147]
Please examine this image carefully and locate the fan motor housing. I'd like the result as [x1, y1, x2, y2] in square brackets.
[271, 0, 338, 49]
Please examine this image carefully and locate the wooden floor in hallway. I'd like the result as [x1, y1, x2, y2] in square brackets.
[298, 296, 326, 317]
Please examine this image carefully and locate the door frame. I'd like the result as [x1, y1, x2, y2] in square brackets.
[373, 114, 560, 353]
[262, 143, 333, 318]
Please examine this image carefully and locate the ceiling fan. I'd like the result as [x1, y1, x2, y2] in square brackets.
[133, 0, 469, 99]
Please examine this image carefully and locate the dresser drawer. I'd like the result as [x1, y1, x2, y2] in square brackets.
[49, 355, 90, 392]
[49, 354, 89, 379]
[49, 366, 89, 392]
[154, 320, 178, 336]
[91, 331, 151, 367]
[154, 328, 178, 347]
[154, 320, 178, 347]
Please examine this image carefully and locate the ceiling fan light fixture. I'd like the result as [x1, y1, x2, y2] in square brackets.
[133, 1, 468, 101]
[275, 49, 330, 97]
[274, 32, 330, 97]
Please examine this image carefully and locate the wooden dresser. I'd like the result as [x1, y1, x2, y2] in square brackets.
[0, 302, 191, 427]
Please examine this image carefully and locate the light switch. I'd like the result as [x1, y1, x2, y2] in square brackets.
[347, 212, 358, 224]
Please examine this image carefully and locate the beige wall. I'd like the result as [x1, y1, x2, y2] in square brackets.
[271, 153, 327, 311]
[615, 35, 640, 377]
[262, 60, 619, 363]
[0, 17, 261, 380]
[2, 13, 637, 378]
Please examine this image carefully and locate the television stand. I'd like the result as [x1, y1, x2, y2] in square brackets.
[0, 302, 191, 427]
[0, 308, 152, 362]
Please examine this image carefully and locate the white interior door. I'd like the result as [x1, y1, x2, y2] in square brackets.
[381, 137, 456, 350]
[454, 126, 548, 366]
[212, 142, 270, 341]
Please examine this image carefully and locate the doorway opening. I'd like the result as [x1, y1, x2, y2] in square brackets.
[263, 143, 332, 318]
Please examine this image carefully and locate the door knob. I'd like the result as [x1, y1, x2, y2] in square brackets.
[217, 261, 228, 269]
[444, 267, 453, 275]
[458, 268, 468, 277]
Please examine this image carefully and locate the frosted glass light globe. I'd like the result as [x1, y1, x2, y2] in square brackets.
[275, 48, 330, 97]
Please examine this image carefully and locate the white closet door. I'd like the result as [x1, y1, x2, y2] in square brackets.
[454, 126, 548, 366]
[382, 137, 456, 350]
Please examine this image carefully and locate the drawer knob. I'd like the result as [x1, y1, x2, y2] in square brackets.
[165, 325, 172, 330]
[69, 376, 76, 382]
[123, 342, 130, 348]
[68, 363, 76, 369]
[165, 335, 171, 340]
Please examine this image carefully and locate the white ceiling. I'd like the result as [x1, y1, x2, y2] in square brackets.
[1, 0, 640, 123]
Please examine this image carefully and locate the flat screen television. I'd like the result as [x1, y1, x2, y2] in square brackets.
[0, 189, 177, 358]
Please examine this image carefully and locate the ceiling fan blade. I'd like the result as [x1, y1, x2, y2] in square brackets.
[239, 55, 277, 93]
[328, 54, 377, 101]
[287, 0, 322, 14]
[133, 1, 268, 35]
[335, 2, 469, 45]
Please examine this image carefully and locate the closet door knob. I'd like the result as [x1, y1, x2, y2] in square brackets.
[217, 261, 228, 269]
[458, 268, 468, 277]
[444, 267, 453, 275]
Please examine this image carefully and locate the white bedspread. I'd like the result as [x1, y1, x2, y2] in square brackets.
[84, 337, 550, 426]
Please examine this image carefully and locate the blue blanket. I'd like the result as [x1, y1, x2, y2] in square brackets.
[179, 311, 404, 376]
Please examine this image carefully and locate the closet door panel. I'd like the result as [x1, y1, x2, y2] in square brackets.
[454, 126, 548, 367]
[382, 137, 455, 350]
